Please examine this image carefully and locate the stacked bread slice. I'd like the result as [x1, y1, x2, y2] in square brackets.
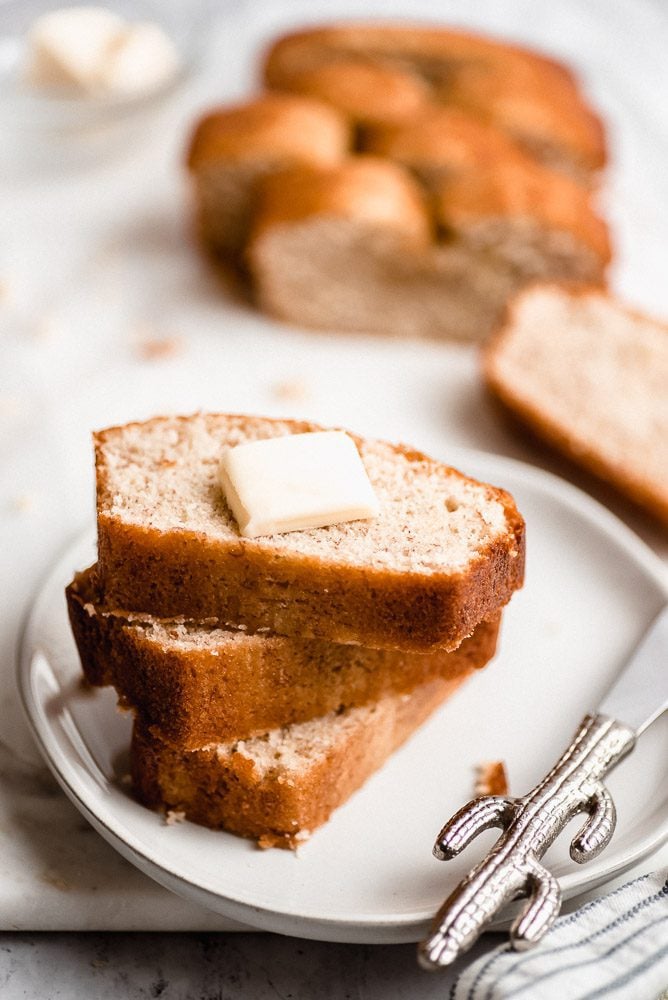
[186, 23, 610, 341]
[67, 413, 525, 847]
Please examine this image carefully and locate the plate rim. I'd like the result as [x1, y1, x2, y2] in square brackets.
[16, 447, 668, 943]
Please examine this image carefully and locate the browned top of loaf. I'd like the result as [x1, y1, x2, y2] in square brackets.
[365, 107, 524, 173]
[435, 159, 611, 263]
[248, 156, 432, 249]
[363, 108, 609, 265]
[262, 23, 605, 174]
[186, 92, 348, 170]
[441, 59, 605, 178]
[96, 412, 524, 578]
[265, 59, 431, 126]
[247, 152, 608, 273]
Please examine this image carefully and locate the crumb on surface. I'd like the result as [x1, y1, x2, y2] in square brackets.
[270, 378, 311, 403]
[10, 492, 36, 513]
[119, 773, 133, 787]
[164, 809, 186, 826]
[0, 394, 22, 418]
[474, 760, 509, 797]
[32, 312, 61, 340]
[40, 870, 70, 891]
[137, 332, 183, 361]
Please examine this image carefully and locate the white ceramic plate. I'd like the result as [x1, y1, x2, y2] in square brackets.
[18, 449, 668, 944]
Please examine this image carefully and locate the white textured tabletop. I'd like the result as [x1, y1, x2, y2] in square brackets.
[1, 0, 667, 996]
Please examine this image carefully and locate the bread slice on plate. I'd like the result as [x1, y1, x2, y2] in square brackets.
[131, 672, 472, 848]
[95, 413, 525, 652]
[67, 566, 500, 748]
[483, 284, 668, 526]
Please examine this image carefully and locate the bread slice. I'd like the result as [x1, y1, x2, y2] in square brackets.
[262, 23, 606, 182]
[186, 93, 348, 258]
[248, 154, 608, 342]
[95, 413, 525, 652]
[67, 566, 500, 748]
[131, 672, 471, 848]
[483, 285, 668, 526]
[185, 25, 609, 342]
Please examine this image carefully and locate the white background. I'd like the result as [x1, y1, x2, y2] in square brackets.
[1, 0, 667, 995]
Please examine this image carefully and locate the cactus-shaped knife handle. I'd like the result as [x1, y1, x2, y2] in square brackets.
[418, 713, 636, 970]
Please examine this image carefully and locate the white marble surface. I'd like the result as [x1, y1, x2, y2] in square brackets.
[1, 0, 667, 995]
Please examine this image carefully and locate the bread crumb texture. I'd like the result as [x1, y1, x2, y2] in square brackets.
[97, 413, 516, 574]
[474, 760, 509, 796]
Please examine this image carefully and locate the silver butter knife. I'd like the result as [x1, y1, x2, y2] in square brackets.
[418, 605, 668, 971]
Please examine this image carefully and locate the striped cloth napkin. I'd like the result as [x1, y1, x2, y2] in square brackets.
[451, 869, 668, 999]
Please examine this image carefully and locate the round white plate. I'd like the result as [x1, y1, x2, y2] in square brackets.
[17, 449, 668, 944]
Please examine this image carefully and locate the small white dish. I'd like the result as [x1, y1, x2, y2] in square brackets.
[17, 449, 668, 944]
[0, 0, 216, 165]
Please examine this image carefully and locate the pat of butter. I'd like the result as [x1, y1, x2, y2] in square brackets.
[24, 7, 124, 91]
[99, 23, 181, 95]
[219, 431, 380, 538]
[24, 6, 180, 96]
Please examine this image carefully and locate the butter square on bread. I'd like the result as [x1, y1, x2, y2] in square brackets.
[94, 413, 525, 651]
[219, 430, 379, 537]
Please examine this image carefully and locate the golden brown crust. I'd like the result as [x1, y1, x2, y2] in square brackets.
[263, 23, 578, 97]
[262, 23, 606, 176]
[482, 284, 668, 527]
[365, 109, 609, 269]
[265, 58, 430, 126]
[436, 160, 611, 266]
[247, 156, 432, 251]
[131, 673, 471, 848]
[186, 92, 349, 171]
[186, 94, 351, 261]
[185, 25, 609, 340]
[67, 568, 500, 748]
[364, 107, 524, 175]
[441, 60, 606, 180]
[94, 414, 526, 652]
[96, 515, 523, 653]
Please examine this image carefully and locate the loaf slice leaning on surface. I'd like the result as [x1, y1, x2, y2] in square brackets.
[131, 672, 473, 848]
[67, 566, 500, 748]
[95, 413, 525, 652]
[482, 284, 668, 527]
